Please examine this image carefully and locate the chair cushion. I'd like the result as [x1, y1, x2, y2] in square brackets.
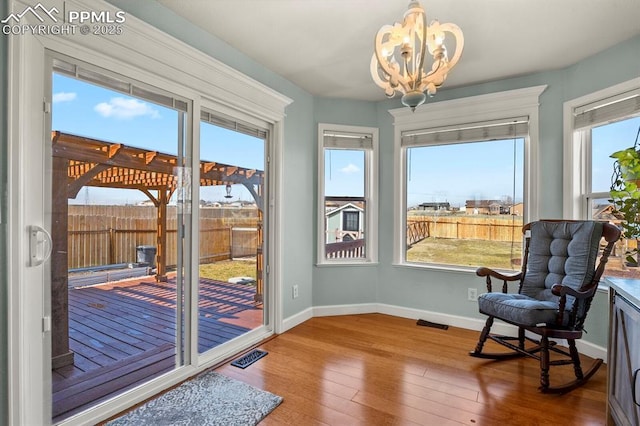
[478, 292, 558, 326]
[520, 221, 602, 304]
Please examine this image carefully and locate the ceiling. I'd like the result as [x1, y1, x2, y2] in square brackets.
[157, 0, 640, 102]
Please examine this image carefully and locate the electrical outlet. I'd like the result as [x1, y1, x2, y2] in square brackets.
[468, 288, 478, 301]
[292, 284, 299, 299]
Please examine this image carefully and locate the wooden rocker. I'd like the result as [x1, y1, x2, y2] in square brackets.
[470, 220, 620, 393]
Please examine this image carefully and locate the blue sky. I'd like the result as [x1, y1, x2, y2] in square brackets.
[406, 139, 524, 208]
[592, 117, 640, 193]
[53, 73, 264, 205]
[324, 150, 364, 198]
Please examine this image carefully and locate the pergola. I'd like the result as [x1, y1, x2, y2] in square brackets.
[50, 131, 265, 368]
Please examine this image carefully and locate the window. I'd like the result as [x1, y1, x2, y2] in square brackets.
[318, 124, 378, 264]
[564, 78, 640, 278]
[392, 86, 546, 271]
[343, 211, 360, 232]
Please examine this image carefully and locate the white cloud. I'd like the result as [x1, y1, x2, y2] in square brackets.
[341, 163, 360, 174]
[52, 92, 77, 103]
[94, 97, 160, 120]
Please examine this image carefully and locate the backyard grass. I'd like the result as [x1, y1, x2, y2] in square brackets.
[199, 259, 257, 282]
[407, 237, 523, 270]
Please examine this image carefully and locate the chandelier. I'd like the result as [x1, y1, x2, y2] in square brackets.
[370, 1, 464, 111]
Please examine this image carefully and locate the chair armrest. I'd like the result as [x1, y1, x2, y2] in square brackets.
[476, 267, 522, 293]
[550, 284, 595, 299]
[551, 284, 597, 325]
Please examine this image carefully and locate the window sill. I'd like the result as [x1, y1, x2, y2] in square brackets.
[315, 261, 379, 267]
[393, 261, 503, 275]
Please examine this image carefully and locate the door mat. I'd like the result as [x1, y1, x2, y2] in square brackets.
[106, 371, 282, 426]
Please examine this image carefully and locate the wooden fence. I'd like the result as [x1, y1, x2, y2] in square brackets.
[67, 205, 258, 269]
[406, 215, 524, 247]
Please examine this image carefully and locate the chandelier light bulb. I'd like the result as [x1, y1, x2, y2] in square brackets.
[370, 1, 464, 111]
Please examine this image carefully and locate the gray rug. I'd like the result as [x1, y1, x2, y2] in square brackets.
[106, 371, 282, 425]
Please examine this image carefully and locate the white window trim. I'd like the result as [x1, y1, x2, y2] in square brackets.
[7, 0, 292, 424]
[390, 85, 546, 269]
[317, 123, 379, 265]
[563, 77, 640, 219]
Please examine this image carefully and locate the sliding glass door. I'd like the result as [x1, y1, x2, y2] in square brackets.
[197, 111, 269, 355]
[48, 58, 192, 422]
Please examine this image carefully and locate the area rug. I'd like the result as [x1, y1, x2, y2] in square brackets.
[106, 371, 282, 426]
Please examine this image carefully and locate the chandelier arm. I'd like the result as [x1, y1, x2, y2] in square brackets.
[372, 26, 412, 94]
[418, 22, 464, 93]
[437, 23, 465, 69]
[415, 10, 428, 91]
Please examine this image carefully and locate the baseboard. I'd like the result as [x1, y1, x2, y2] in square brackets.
[574, 339, 607, 361]
[281, 302, 607, 360]
[313, 303, 379, 317]
[281, 307, 313, 333]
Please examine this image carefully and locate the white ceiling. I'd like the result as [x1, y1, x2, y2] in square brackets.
[157, 0, 640, 102]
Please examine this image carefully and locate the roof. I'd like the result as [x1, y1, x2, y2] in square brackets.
[325, 202, 364, 217]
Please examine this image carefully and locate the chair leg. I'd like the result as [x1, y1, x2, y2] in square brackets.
[568, 339, 584, 380]
[518, 327, 525, 350]
[471, 316, 494, 355]
[539, 335, 550, 391]
[540, 337, 603, 394]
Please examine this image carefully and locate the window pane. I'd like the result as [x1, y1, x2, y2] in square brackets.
[324, 149, 366, 259]
[591, 196, 640, 279]
[591, 116, 640, 193]
[198, 119, 266, 354]
[591, 115, 640, 279]
[405, 139, 524, 270]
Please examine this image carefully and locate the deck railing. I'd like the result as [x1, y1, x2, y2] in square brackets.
[325, 239, 366, 259]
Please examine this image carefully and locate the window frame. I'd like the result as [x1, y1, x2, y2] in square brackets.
[317, 123, 379, 265]
[563, 77, 640, 219]
[391, 86, 546, 270]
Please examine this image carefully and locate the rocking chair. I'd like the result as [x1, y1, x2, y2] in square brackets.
[470, 220, 620, 393]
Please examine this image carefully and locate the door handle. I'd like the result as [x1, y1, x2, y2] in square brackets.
[634, 368, 640, 407]
[29, 225, 52, 267]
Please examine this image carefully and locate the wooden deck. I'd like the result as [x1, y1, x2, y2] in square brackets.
[52, 276, 262, 422]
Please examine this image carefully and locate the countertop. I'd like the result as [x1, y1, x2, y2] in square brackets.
[605, 277, 640, 307]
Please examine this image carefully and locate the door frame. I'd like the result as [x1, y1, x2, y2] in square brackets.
[6, 1, 290, 424]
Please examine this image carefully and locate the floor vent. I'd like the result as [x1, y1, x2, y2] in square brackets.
[416, 319, 449, 330]
[231, 349, 268, 369]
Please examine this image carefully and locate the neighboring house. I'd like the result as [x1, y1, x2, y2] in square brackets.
[418, 202, 450, 212]
[510, 202, 524, 216]
[325, 203, 365, 243]
[465, 199, 522, 215]
[465, 199, 503, 215]
[593, 203, 624, 223]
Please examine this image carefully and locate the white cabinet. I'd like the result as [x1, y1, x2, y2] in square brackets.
[608, 279, 640, 426]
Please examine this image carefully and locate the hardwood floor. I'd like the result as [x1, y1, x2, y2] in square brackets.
[217, 314, 607, 425]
